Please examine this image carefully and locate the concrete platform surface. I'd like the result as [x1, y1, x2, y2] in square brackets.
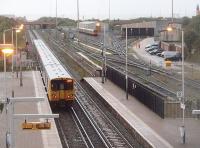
[84, 77, 200, 148]
[0, 71, 62, 148]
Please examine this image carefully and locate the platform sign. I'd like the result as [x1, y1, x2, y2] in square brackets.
[0, 44, 14, 50]
[180, 103, 185, 110]
[176, 91, 183, 99]
[22, 121, 51, 130]
[132, 83, 136, 89]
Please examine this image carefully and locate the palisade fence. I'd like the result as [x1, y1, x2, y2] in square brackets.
[106, 66, 200, 118]
[165, 99, 200, 118]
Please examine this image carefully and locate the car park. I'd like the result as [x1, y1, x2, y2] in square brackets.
[145, 44, 151, 49]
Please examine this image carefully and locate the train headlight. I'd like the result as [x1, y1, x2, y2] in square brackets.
[52, 94, 57, 99]
[96, 22, 100, 27]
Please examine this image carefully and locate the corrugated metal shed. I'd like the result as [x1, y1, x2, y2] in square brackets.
[34, 39, 72, 80]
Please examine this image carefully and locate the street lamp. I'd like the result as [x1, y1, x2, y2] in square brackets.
[0, 44, 14, 100]
[77, 0, 80, 42]
[3, 24, 24, 80]
[15, 29, 21, 79]
[167, 26, 185, 144]
[15, 29, 23, 87]
[109, 0, 110, 24]
[172, 0, 174, 23]
[55, 0, 58, 39]
[3, 29, 13, 45]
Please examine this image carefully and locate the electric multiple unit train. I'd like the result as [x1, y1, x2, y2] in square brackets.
[34, 39, 75, 106]
[79, 21, 101, 36]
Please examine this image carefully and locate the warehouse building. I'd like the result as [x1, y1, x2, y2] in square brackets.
[121, 20, 171, 37]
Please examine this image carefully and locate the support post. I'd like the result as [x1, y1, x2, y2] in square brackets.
[125, 27, 128, 100]
[20, 49, 23, 87]
[6, 97, 59, 148]
[104, 24, 107, 82]
[77, 0, 80, 43]
[16, 32, 18, 78]
[101, 42, 104, 84]
[180, 30, 185, 144]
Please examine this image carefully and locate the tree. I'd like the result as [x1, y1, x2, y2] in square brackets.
[183, 15, 200, 55]
[182, 17, 191, 27]
[192, 37, 200, 53]
[184, 29, 199, 53]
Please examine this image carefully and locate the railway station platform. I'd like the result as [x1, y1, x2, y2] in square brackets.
[83, 77, 200, 148]
[0, 71, 62, 148]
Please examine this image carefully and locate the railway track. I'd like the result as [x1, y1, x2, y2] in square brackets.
[30, 30, 141, 148]
[39, 29, 200, 100]
[30, 30, 105, 148]
[54, 106, 107, 148]
[75, 83, 137, 148]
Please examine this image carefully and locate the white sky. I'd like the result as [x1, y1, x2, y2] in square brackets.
[0, 0, 199, 20]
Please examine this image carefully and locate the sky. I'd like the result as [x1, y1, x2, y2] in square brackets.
[0, 0, 199, 20]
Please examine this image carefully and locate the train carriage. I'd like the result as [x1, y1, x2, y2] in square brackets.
[79, 21, 101, 36]
[34, 39, 75, 106]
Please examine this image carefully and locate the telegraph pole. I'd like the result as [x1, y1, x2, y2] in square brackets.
[172, 0, 174, 22]
[77, 0, 80, 42]
[56, 0, 58, 39]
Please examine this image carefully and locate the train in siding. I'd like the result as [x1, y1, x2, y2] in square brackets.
[34, 39, 75, 106]
[79, 21, 101, 36]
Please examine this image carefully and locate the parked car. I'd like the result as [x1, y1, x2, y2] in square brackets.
[146, 46, 158, 52]
[161, 51, 182, 61]
[156, 52, 163, 57]
[164, 53, 182, 61]
[149, 48, 163, 55]
[161, 51, 180, 58]
[145, 42, 159, 50]
[145, 46, 152, 51]
[145, 44, 151, 49]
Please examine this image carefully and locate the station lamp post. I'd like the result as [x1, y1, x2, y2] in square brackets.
[3, 24, 24, 80]
[15, 29, 20, 79]
[0, 44, 14, 100]
[172, 0, 174, 23]
[3, 24, 24, 45]
[167, 26, 185, 144]
[77, 0, 80, 42]
[55, 0, 58, 39]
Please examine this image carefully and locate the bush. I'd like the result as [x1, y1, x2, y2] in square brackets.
[0, 103, 4, 113]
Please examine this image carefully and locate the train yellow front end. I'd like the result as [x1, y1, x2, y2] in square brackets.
[48, 78, 75, 105]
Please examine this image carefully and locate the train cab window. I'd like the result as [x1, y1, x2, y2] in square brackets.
[65, 82, 73, 90]
[60, 83, 64, 90]
[51, 80, 73, 90]
[51, 81, 58, 91]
